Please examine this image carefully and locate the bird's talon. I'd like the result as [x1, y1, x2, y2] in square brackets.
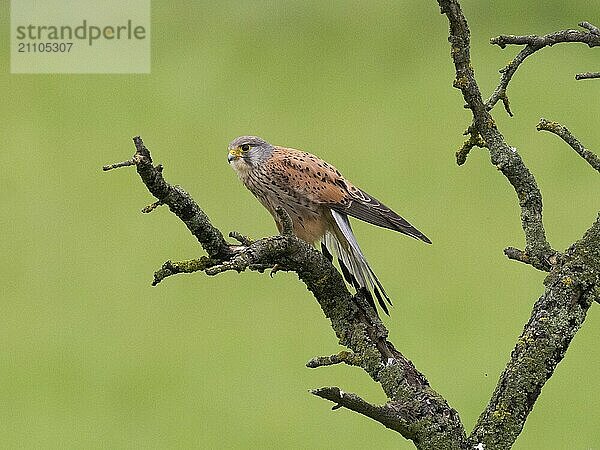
[270, 264, 281, 277]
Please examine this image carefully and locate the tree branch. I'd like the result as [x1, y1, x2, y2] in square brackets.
[456, 127, 486, 166]
[575, 71, 600, 80]
[537, 118, 600, 172]
[470, 216, 600, 448]
[486, 22, 600, 115]
[306, 351, 361, 368]
[438, 1, 600, 447]
[105, 137, 234, 260]
[152, 258, 212, 286]
[438, 0, 557, 271]
[104, 137, 467, 449]
[105, 4, 599, 447]
[310, 386, 465, 446]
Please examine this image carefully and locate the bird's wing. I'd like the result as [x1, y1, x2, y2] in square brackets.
[336, 186, 432, 244]
[267, 147, 349, 204]
[270, 147, 431, 243]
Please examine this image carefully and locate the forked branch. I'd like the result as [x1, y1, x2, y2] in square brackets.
[105, 2, 599, 448]
[439, 0, 557, 271]
[104, 136, 467, 449]
[438, 1, 599, 448]
[486, 21, 600, 115]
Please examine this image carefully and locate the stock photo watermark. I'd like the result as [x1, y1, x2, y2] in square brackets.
[11, 0, 150, 73]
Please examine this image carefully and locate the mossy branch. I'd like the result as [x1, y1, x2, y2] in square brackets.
[103, 3, 600, 448]
[439, 0, 558, 272]
[470, 216, 600, 448]
[537, 118, 600, 173]
[104, 136, 467, 449]
[310, 386, 464, 448]
[439, 0, 599, 447]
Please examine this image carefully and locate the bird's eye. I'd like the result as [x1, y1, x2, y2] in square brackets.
[240, 144, 250, 152]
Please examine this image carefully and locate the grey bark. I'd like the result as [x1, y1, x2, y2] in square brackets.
[104, 2, 600, 448]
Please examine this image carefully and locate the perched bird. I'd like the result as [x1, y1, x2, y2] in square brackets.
[227, 136, 431, 316]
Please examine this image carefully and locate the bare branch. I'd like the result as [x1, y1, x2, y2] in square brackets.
[503, 246, 530, 264]
[575, 71, 600, 80]
[537, 118, 600, 172]
[438, 0, 557, 271]
[105, 137, 234, 260]
[490, 26, 600, 48]
[579, 21, 600, 36]
[504, 246, 559, 271]
[471, 216, 600, 448]
[312, 386, 393, 419]
[105, 137, 467, 448]
[102, 159, 135, 171]
[141, 200, 164, 214]
[486, 22, 600, 114]
[306, 351, 361, 368]
[311, 387, 423, 439]
[229, 231, 254, 246]
[438, 2, 600, 447]
[456, 128, 486, 165]
[152, 258, 212, 286]
[485, 44, 537, 115]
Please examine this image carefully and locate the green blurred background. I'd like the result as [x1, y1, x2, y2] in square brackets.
[1, 1, 598, 448]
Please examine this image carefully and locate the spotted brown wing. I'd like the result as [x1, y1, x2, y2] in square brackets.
[335, 186, 432, 244]
[269, 147, 431, 244]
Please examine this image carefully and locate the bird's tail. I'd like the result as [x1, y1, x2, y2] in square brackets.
[321, 210, 391, 316]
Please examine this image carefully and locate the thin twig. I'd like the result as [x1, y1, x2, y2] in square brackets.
[306, 351, 360, 368]
[311, 387, 426, 437]
[142, 200, 164, 213]
[537, 118, 600, 172]
[102, 159, 135, 171]
[229, 231, 254, 246]
[504, 246, 559, 270]
[486, 22, 600, 114]
[456, 129, 486, 165]
[153, 258, 213, 286]
[504, 246, 532, 265]
[490, 28, 600, 48]
[485, 44, 537, 115]
[575, 71, 600, 80]
[577, 21, 599, 36]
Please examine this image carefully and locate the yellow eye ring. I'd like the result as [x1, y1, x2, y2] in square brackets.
[240, 144, 250, 152]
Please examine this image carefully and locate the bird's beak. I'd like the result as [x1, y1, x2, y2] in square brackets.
[228, 148, 241, 163]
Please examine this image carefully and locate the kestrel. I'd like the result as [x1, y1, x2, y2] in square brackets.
[227, 136, 431, 316]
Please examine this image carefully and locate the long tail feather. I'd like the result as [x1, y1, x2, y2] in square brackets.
[322, 210, 392, 316]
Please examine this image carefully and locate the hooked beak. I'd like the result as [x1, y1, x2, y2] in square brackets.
[228, 148, 241, 163]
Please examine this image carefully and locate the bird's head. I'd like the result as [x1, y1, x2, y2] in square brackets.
[227, 136, 274, 172]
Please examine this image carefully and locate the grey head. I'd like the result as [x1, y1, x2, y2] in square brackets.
[227, 135, 275, 167]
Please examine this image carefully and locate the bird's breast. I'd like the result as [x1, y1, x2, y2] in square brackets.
[243, 168, 328, 244]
